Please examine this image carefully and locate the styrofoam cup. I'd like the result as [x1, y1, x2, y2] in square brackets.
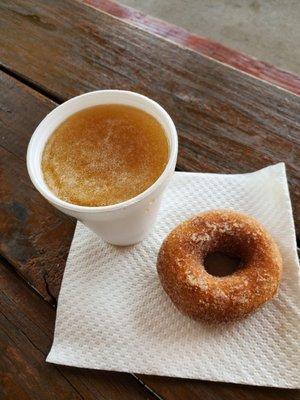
[27, 90, 178, 245]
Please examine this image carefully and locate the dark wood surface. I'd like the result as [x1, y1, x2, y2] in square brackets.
[82, 0, 300, 96]
[0, 0, 299, 399]
[0, 72, 74, 302]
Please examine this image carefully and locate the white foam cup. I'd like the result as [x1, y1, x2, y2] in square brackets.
[27, 90, 178, 245]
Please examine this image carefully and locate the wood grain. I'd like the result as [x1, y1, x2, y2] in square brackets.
[81, 0, 300, 96]
[0, 72, 75, 302]
[0, 68, 299, 400]
[0, 0, 299, 233]
[0, 259, 158, 400]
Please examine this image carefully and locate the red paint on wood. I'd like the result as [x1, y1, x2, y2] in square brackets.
[82, 0, 300, 95]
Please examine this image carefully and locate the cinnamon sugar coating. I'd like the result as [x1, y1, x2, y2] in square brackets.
[157, 210, 282, 322]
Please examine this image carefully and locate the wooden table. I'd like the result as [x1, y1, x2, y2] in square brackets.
[1, 1, 299, 398]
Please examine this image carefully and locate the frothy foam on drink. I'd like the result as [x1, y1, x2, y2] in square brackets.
[42, 104, 169, 206]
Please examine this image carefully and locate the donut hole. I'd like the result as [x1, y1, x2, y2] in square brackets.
[204, 252, 242, 277]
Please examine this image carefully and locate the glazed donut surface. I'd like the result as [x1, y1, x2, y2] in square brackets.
[157, 210, 282, 322]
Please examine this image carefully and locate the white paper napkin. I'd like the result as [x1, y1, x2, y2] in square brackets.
[47, 163, 300, 388]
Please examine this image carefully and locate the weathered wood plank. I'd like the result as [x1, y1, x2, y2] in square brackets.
[0, 0, 299, 233]
[138, 375, 300, 400]
[0, 146, 75, 302]
[0, 70, 57, 159]
[0, 72, 74, 301]
[81, 0, 300, 96]
[0, 259, 158, 400]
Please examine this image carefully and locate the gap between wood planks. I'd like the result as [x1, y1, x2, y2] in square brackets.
[0, 65, 62, 104]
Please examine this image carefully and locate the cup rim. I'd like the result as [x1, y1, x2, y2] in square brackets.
[27, 90, 178, 213]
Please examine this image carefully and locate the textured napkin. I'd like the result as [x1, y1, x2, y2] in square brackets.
[47, 163, 300, 388]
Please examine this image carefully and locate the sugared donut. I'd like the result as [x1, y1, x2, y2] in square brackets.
[157, 210, 282, 322]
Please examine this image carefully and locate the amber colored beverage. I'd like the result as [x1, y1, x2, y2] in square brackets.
[41, 104, 169, 207]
